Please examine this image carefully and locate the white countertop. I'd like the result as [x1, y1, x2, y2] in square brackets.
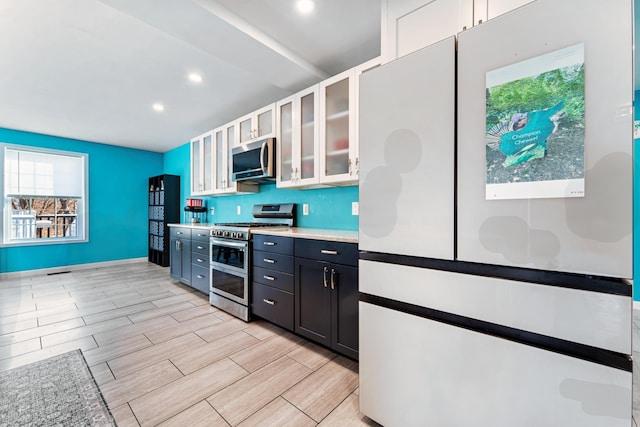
[251, 227, 358, 243]
[168, 223, 358, 243]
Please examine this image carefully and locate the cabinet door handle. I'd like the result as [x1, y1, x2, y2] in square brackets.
[331, 268, 336, 290]
[321, 250, 338, 255]
[323, 266, 329, 288]
[263, 258, 276, 264]
[197, 275, 205, 279]
[263, 275, 275, 281]
[176, 240, 181, 251]
[263, 298, 275, 305]
[263, 242, 276, 246]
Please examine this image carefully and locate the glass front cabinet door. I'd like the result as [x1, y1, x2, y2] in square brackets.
[276, 85, 319, 188]
[319, 69, 357, 185]
[190, 131, 213, 195]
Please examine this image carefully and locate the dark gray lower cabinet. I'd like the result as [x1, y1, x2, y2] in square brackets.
[294, 240, 359, 360]
[170, 227, 191, 285]
[190, 230, 211, 294]
[251, 236, 295, 331]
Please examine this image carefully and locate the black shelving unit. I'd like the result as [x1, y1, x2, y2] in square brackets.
[148, 174, 180, 267]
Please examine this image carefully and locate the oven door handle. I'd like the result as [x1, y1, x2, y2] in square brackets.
[210, 237, 248, 250]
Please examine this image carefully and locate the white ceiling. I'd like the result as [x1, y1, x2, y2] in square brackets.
[0, 0, 380, 153]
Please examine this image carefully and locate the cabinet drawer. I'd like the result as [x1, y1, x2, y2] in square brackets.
[191, 265, 210, 294]
[253, 266, 294, 293]
[192, 240, 209, 255]
[252, 235, 293, 255]
[251, 283, 294, 331]
[170, 227, 192, 239]
[191, 252, 209, 267]
[192, 229, 211, 242]
[253, 250, 294, 273]
[295, 239, 358, 266]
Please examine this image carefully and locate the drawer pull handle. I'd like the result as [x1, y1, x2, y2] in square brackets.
[263, 275, 275, 281]
[176, 231, 183, 235]
[197, 275, 205, 279]
[321, 250, 338, 255]
[263, 242, 276, 246]
[263, 298, 275, 305]
[263, 258, 275, 264]
[196, 258, 204, 263]
[197, 245, 205, 250]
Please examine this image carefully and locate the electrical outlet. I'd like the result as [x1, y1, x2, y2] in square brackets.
[303, 204, 309, 216]
[352, 202, 359, 216]
[210, 207, 215, 216]
[237, 205, 241, 215]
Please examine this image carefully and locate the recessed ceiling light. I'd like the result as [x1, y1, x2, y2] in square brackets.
[188, 73, 203, 83]
[152, 103, 165, 112]
[296, 0, 314, 15]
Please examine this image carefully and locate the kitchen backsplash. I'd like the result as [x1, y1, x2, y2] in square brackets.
[163, 142, 359, 230]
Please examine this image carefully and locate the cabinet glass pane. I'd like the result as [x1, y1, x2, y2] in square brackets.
[280, 102, 293, 182]
[226, 125, 235, 187]
[324, 78, 350, 176]
[300, 92, 316, 179]
[203, 134, 212, 191]
[192, 139, 201, 192]
[239, 118, 252, 143]
[257, 109, 273, 137]
[215, 130, 224, 189]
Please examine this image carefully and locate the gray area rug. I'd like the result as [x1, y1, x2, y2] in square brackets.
[0, 349, 116, 426]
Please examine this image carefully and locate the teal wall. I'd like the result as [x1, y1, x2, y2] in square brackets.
[0, 128, 163, 274]
[164, 142, 359, 230]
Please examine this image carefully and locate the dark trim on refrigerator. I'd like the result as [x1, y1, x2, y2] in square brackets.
[359, 251, 631, 297]
[360, 293, 632, 372]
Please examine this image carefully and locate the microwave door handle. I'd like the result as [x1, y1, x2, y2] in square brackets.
[260, 140, 267, 174]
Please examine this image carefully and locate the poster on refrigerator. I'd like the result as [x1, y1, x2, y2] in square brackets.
[485, 43, 585, 200]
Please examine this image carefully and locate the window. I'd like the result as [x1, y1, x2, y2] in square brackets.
[2, 145, 88, 245]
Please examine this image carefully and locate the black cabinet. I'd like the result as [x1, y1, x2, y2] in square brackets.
[251, 235, 294, 331]
[148, 174, 180, 267]
[295, 239, 359, 360]
[170, 227, 191, 285]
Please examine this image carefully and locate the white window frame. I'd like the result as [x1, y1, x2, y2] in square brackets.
[1, 144, 89, 246]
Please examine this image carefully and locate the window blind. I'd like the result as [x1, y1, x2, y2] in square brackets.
[5, 148, 85, 197]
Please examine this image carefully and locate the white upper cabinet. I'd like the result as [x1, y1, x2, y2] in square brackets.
[383, 0, 536, 62]
[276, 85, 320, 188]
[190, 130, 213, 195]
[319, 68, 356, 184]
[213, 121, 258, 195]
[237, 103, 276, 144]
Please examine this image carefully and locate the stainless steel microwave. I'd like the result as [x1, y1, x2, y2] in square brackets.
[231, 138, 275, 183]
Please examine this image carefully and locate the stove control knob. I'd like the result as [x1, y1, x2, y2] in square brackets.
[237, 232, 244, 239]
[223, 231, 230, 237]
[231, 232, 237, 238]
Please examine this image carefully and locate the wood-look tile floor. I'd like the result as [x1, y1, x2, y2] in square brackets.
[0, 261, 380, 427]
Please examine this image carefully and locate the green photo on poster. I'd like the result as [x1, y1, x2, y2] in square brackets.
[485, 43, 585, 200]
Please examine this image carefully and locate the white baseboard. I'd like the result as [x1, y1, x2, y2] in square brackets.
[0, 257, 150, 281]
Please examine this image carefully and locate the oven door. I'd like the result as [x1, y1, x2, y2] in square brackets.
[210, 237, 248, 275]
[210, 237, 249, 305]
[210, 264, 248, 305]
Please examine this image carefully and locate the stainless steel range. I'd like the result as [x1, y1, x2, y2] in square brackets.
[209, 203, 295, 321]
